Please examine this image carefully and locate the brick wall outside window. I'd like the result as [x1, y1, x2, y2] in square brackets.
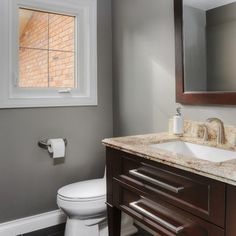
[19, 9, 76, 88]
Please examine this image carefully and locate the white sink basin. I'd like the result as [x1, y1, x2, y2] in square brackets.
[150, 141, 236, 163]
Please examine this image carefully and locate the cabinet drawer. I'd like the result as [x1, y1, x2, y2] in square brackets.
[112, 150, 225, 227]
[113, 180, 224, 236]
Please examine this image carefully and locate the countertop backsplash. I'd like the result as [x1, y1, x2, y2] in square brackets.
[169, 119, 236, 147]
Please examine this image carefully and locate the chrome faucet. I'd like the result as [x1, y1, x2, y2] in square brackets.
[206, 118, 225, 144]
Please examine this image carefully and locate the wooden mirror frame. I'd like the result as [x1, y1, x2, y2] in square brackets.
[174, 0, 236, 105]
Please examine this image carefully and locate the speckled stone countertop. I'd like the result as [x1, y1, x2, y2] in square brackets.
[103, 127, 236, 186]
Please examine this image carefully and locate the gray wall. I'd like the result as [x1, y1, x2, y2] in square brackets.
[0, 0, 112, 223]
[112, 0, 236, 137]
[207, 2, 236, 91]
[184, 5, 207, 92]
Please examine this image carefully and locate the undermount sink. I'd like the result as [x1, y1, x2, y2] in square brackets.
[150, 141, 236, 163]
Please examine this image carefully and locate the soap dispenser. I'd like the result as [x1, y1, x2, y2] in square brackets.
[173, 107, 184, 136]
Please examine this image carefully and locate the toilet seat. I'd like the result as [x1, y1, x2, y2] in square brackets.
[57, 178, 107, 219]
[57, 194, 106, 219]
[57, 194, 105, 202]
[58, 178, 106, 202]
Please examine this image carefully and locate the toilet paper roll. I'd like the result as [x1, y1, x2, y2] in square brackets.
[47, 139, 65, 158]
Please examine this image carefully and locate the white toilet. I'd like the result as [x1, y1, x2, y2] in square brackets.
[57, 174, 137, 236]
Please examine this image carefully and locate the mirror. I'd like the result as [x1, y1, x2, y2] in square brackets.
[184, 0, 236, 92]
[174, 0, 236, 105]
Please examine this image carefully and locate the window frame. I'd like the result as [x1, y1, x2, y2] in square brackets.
[0, 0, 97, 108]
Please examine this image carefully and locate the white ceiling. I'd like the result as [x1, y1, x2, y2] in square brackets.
[184, 0, 236, 10]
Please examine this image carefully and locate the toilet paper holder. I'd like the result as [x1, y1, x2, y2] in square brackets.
[38, 138, 67, 150]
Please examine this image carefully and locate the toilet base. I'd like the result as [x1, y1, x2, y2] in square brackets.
[65, 218, 99, 236]
[64, 214, 138, 236]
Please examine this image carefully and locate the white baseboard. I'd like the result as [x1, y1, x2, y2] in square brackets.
[0, 210, 66, 236]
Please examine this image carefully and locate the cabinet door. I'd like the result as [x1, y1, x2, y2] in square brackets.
[113, 181, 224, 236]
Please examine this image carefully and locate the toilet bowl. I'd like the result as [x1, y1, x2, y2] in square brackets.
[57, 177, 137, 236]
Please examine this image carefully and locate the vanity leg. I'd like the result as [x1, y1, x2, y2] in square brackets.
[107, 203, 121, 236]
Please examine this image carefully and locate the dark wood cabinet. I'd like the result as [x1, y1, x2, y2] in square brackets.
[226, 185, 236, 236]
[106, 147, 234, 236]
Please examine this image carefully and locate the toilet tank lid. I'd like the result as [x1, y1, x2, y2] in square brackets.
[58, 178, 106, 199]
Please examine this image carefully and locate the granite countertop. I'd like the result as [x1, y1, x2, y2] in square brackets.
[102, 132, 236, 186]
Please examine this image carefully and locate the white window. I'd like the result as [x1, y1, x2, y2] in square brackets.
[0, 0, 97, 108]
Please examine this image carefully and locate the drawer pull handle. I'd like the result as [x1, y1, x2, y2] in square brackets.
[129, 169, 184, 193]
[130, 201, 184, 234]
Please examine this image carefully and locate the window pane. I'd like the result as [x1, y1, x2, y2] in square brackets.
[19, 9, 48, 49]
[19, 48, 48, 88]
[49, 14, 75, 52]
[18, 8, 76, 89]
[49, 51, 75, 88]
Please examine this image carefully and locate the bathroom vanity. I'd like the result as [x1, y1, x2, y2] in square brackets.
[103, 123, 236, 236]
